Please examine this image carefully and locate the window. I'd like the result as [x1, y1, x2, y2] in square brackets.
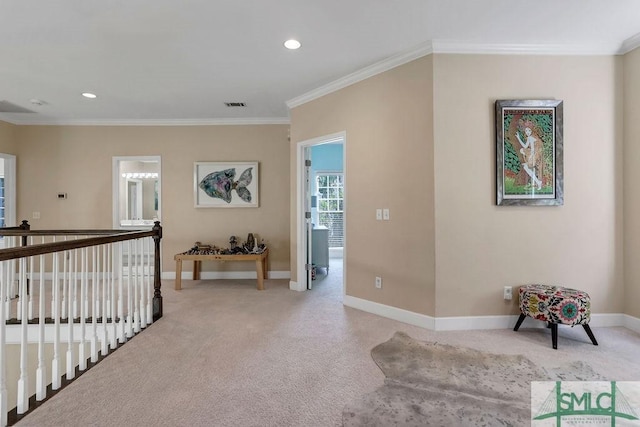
[316, 173, 344, 247]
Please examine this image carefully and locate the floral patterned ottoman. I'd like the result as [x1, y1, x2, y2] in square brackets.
[513, 284, 598, 349]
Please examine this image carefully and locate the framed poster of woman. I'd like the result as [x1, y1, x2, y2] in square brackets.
[495, 99, 563, 206]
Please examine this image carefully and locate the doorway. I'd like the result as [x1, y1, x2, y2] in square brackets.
[295, 132, 346, 296]
[112, 156, 161, 228]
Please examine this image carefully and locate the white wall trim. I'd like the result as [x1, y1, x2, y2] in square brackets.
[0, 117, 291, 126]
[343, 295, 436, 329]
[161, 270, 290, 280]
[620, 32, 640, 54]
[289, 280, 304, 292]
[342, 296, 636, 332]
[431, 40, 622, 56]
[624, 314, 640, 333]
[286, 42, 433, 109]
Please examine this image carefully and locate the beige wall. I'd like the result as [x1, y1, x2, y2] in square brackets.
[0, 120, 17, 153]
[624, 47, 640, 318]
[14, 125, 290, 273]
[433, 54, 624, 316]
[291, 53, 624, 319]
[290, 56, 436, 316]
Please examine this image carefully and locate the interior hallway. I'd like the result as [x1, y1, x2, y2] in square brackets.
[16, 271, 640, 426]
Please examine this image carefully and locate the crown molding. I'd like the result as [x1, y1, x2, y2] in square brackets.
[620, 32, 640, 54]
[286, 41, 434, 109]
[0, 117, 290, 126]
[431, 40, 621, 56]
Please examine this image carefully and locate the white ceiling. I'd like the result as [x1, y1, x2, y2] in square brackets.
[1, 0, 639, 125]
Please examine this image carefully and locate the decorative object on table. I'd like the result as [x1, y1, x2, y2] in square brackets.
[193, 242, 212, 251]
[185, 234, 266, 256]
[514, 284, 598, 350]
[244, 233, 255, 252]
[194, 161, 259, 208]
[495, 99, 563, 206]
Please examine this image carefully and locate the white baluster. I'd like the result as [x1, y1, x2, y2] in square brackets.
[15, 246, 21, 321]
[52, 253, 61, 390]
[9, 238, 16, 300]
[66, 250, 75, 381]
[110, 244, 118, 350]
[0, 260, 8, 427]
[101, 244, 109, 357]
[117, 241, 126, 344]
[148, 236, 153, 325]
[3, 255, 9, 321]
[90, 246, 98, 363]
[126, 240, 133, 339]
[133, 239, 140, 334]
[78, 249, 87, 371]
[36, 247, 46, 401]
[140, 237, 148, 328]
[61, 239, 68, 320]
[17, 258, 29, 414]
[72, 239, 78, 320]
[28, 237, 34, 320]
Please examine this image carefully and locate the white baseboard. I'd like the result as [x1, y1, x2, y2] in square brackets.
[341, 296, 639, 332]
[343, 295, 435, 329]
[624, 314, 640, 333]
[289, 280, 305, 291]
[161, 271, 290, 280]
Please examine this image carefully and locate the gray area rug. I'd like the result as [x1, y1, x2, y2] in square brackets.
[343, 331, 604, 426]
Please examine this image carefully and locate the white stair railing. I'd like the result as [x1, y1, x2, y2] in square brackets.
[0, 223, 163, 426]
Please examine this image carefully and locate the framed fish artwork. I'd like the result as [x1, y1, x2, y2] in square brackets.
[194, 161, 259, 208]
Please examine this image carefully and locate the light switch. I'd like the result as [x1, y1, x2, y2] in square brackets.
[376, 209, 382, 220]
[383, 208, 390, 220]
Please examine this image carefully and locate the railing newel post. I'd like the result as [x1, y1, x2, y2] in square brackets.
[152, 221, 163, 321]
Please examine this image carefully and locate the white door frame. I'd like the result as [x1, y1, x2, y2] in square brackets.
[293, 131, 346, 292]
[112, 155, 161, 228]
[0, 154, 16, 227]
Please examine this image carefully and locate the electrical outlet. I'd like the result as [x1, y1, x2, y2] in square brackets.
[375, 276, 382, 289]
[376, 209, 382, 220]
[32, 211, 40, 220]
[503, 286, 512, 300]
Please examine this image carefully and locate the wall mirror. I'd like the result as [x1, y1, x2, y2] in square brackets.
[112, 156, 161, 228]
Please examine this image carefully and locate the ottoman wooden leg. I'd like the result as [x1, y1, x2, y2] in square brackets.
[513, 314, 526, 331]
[551, 323, 558, 350]
[582, 324, 599, 346]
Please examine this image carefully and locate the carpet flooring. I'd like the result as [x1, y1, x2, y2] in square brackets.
[15, 257, 640, 426]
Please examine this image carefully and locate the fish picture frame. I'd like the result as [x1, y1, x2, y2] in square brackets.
[194, 161, 259, 208]
[496, 99, 563, 206]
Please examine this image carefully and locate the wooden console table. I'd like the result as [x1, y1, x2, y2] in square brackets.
[174, 249, 268, 291]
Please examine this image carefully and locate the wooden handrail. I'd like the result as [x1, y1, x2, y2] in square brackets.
[0, 220, 163, 320]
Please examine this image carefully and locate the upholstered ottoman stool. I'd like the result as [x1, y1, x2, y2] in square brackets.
[513, 284, 598, 350]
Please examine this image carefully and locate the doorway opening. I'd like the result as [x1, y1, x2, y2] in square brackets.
[112, 156, 161, 228]
[295, 132, 346, 297]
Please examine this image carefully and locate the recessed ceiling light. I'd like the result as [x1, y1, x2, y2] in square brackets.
[82, 92, 97, 99]
[284, 39, 301, 50]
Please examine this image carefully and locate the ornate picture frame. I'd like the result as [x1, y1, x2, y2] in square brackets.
[194, 161, 259, 208]
[495, 99, 563, 206]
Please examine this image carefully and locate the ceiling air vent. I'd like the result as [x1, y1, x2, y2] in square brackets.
[224, 102, 246, 107]
[0, 100, 36, 113]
